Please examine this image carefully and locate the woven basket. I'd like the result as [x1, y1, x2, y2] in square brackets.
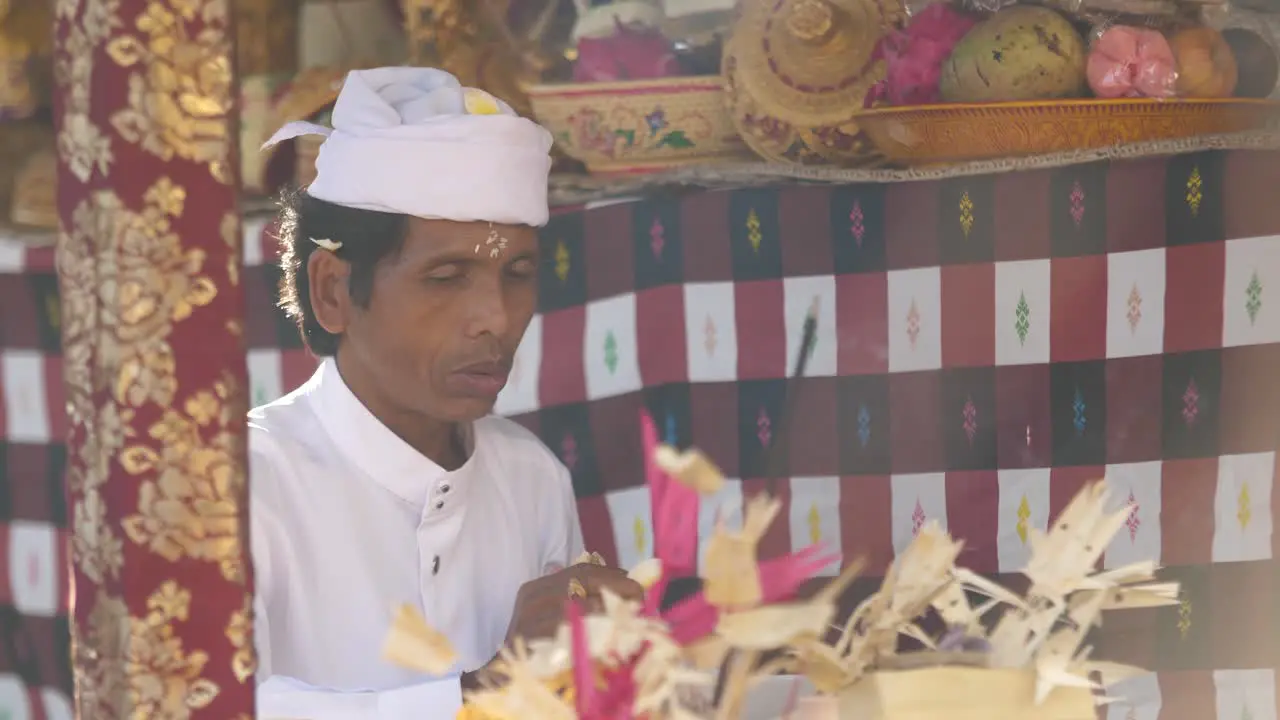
[268, 67, 345, 189]
[526, 76, 751, 176]
[9, 150, 55, 229]
[722, 37, 829, 166]
[241, 73, 289, 194]
[296, 134, 322, 188]
[723, 0, 902, 166]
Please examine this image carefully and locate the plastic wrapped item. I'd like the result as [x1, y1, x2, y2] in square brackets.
[1167, 25, 1239, 97]
[863, 3, 979, 107]
[1087, 24, 1179, 98]
[1042, 0, 1179, 19]
[952, 0, 1020, 14]
[1205, 5, 1280, 97]
[572, 0, 666, 42]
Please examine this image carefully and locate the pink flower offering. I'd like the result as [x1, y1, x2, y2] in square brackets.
[865, 4, 979, 107]
[574, 19, 681, 83]
[639, 410, 699, 614]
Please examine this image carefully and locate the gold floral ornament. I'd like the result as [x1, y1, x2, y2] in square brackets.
[54, 0, 121, 182]
[132, 581, 221, 715]
[119, 374, 249, 583]
[221, 210, 240, 287]
[104, 0, 235, 184]
[61, 177, 217, 590]
[76, 583, 221, 718]
[73, 487, 126, 584]
[59, 186, 140, 586]
[226, 596, 257, 683]
[101, 178, 218, 409]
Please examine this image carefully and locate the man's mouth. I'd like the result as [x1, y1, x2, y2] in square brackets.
[448, 360, 511, 398]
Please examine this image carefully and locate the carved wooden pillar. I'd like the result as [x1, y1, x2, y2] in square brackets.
[53, 0, 256, 717]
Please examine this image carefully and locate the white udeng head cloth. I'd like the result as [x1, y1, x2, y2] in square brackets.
[264, 67, 554, 227]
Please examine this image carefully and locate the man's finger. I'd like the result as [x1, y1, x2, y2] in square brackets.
[582, 571, 644, 601]
[561, 564, 629, 584]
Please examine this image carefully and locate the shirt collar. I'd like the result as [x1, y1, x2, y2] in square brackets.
[309, 358, 476, 512]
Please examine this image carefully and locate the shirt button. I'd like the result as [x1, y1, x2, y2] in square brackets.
[435, 501, 445, 510]
[440, 484, 450, 494]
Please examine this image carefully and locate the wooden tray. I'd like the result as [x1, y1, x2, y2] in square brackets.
[853, 98, 1280, 166]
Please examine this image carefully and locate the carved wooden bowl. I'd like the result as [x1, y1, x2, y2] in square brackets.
[853, 98, 1280, 166]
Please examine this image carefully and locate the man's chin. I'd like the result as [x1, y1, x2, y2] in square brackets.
[439, 395, 500, 423]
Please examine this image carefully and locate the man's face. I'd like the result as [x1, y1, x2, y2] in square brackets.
[329, 218, 539, 422]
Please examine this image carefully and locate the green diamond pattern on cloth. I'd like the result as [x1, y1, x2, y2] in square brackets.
[1015, 291, 1031, 345]
[1246, 270, 1263, 326]
[604, 330, 619, 373]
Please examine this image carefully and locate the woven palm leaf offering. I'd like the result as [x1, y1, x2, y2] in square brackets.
[383, 414, 1176, 719]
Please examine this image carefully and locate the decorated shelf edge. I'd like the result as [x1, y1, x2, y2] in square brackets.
[3, 129, 1279, 248]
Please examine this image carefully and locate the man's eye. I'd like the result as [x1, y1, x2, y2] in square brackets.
[426, 266, 464, 283]
[507, 259, 536, 278]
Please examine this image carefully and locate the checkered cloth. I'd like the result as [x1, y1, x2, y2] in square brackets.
[0, 241, 72, 717]
[3, 148, 1280, 718]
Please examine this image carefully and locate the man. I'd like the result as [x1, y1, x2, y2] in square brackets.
[251, 67, 641, 718]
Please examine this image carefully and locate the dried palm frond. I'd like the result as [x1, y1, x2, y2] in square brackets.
[381, 415, 1171, 720]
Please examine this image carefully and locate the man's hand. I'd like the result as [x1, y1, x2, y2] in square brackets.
[504, 564, 644, 645]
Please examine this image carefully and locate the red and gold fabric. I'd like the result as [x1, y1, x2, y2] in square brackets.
[51, 0, 255, 717]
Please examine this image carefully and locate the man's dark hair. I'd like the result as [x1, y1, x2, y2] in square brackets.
[276, 187, 408, 356]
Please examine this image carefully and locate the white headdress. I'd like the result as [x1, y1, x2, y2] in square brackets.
[264, 67, 554, 229]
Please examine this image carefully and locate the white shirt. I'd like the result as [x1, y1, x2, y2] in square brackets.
[250, 359, 583, 718]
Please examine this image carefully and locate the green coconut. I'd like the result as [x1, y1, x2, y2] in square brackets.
[939, 5, 1087, 103]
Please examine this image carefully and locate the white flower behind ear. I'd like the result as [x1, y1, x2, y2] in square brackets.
[310, 237, 343, 252]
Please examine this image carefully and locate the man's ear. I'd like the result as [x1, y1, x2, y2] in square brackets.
[306, 250, 351, 336]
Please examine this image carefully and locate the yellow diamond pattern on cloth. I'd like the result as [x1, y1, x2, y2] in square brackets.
[808, 504, 822, 545]
[959, 190, 974, 237]
[1186, 166, 1203, 217]
[1238, 482, 1253, 530]
[1016, 495, 1031, 545]
[746, 208, 762, 252]
[463, 88, 502, 115]
[45, 293, 60, 331]
[554, 240, 570, 282]
[1178, 593, 1192, 640]
[633, 516, 647, 555]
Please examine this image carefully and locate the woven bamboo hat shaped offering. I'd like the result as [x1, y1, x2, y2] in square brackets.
[726, 0, 904, 165]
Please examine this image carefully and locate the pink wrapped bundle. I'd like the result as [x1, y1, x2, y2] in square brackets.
[573, 18, 681, 83]
[1087, 26, 1178, 99]
[865, 4, 979, 107]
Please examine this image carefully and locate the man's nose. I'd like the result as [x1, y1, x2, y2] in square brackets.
[463, 277, 510, 339]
